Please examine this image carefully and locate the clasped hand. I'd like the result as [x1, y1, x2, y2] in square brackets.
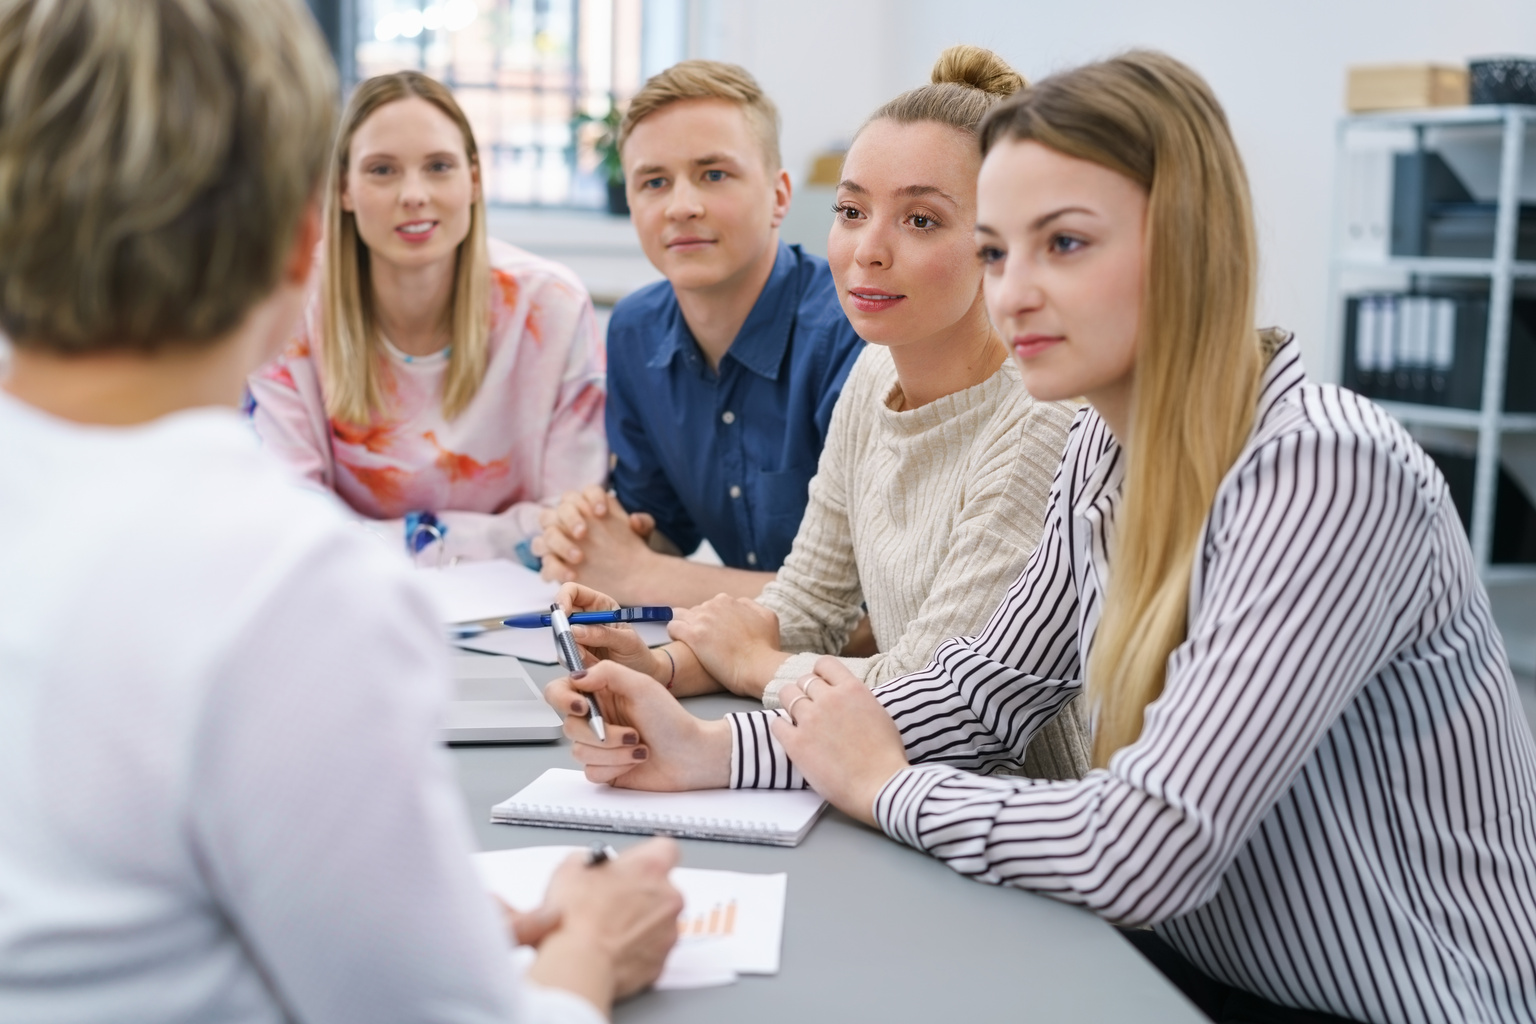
[668, 594, 787, 699]
[532, 485, 657, 597]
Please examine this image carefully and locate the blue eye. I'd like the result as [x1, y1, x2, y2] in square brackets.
[1050, 234, 1085, 255]
[703, 169, 726, 182]
[642, 177, 666, 190]
[429, 161, 453, 173]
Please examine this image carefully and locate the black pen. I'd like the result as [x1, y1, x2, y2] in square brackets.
[550, 604, 606, 742]
[586, 842, 619, 866]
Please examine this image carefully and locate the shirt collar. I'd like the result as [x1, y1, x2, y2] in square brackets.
[1251, 328, 1305, 431]
[1071, 327, 1304, 521]
[645, 241, 800, 379]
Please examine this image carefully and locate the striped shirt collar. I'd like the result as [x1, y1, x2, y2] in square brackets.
[1072, 328, 1304, 522]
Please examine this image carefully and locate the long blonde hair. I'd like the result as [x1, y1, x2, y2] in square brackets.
[322, 71, 490, 423]
[979, 52, 1267, 768]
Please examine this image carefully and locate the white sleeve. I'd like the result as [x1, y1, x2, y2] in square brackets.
[185, 528, 600, 1024]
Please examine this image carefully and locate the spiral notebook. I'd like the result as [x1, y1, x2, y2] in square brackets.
[492, 768, 827, 846]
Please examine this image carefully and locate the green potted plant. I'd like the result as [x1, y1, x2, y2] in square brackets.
[573, 105, 627, 216]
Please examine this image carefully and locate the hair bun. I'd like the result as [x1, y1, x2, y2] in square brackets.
[930, 45, 1026, 97]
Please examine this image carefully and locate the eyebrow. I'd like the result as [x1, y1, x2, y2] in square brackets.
[356, 150, 461, 163]
[974, 204, 1099, 238]
[630, 153, 739, 178]
[1030, 206, 1094, 231]
[837, 180, 960, 205]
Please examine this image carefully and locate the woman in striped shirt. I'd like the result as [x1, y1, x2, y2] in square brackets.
[549, 51, 1536, 1024]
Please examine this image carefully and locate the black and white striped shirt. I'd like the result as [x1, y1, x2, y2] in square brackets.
[729, 336, 1536, 1023]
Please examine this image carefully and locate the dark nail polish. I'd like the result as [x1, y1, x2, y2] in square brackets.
[572, 670, 588, 680]
[632, 747, 648, 760]
[570, 700, 586, 714]
[623, 731, 639, 745]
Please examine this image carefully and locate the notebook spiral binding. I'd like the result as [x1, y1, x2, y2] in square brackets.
[493, 802, 786, 844]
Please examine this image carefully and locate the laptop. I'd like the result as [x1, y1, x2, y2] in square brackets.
[443, 655, 564, 744]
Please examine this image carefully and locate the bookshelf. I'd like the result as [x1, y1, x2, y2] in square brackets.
[1330, 104, 1536, 581]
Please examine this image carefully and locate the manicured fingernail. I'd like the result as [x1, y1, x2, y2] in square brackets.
[572, 670, 588, 680]
[623, 731, 639, 745]
[570, 700, 586, 714]
[632, 747, 648, 760]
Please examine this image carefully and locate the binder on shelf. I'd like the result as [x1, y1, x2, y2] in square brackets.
[1343, 292, 1488, 408]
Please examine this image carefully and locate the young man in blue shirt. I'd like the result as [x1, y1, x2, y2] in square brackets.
[533, 61, 863, 607]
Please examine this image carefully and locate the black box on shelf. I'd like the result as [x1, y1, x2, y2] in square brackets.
[1342, 294, 1536, 412]
[1391, 151, 1536, 261]
[1426, 202, 1536, 261]
[1422, 447, 1536, 564]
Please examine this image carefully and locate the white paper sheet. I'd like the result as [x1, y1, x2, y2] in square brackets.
[415, 560, 559, 625]
[453, 621, 671, 664]
[474, 845, 788, 987]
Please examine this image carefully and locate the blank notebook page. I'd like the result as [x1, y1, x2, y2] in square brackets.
[492, 768, 827, 846]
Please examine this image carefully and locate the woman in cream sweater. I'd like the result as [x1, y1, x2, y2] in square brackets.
[566, 46, 1088, 780]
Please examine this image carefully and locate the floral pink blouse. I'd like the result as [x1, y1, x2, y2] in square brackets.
[248, 238, 606, 561]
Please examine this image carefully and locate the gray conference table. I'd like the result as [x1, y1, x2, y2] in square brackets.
[454, 658, 1207, 1023]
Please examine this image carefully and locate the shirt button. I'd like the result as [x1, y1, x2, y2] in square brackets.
[747, 552, 758, 565]
[721, 410, 736, 424]
[729, 485, 742, 499]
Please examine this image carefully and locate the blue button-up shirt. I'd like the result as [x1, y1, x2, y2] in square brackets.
[605, 242, 863, 572]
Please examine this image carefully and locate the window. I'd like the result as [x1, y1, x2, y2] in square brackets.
[352, 0, 652, 207]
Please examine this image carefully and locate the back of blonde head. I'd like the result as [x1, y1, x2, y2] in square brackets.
[866, 44, 1026, 137]
[979, 51, 1266, 768]
[323, 72, 491, 424]
[0, 0, 336, 352]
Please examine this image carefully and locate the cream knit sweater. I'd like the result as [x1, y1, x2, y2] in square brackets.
[757, 344, 1090, 780]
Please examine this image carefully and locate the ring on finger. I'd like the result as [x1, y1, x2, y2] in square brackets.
[783, 693, 810, 723]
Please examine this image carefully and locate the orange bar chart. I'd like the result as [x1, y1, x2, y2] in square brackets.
[680, 899, 738, 938]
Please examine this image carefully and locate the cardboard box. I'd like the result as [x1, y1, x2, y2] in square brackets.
[1347, 63, 1469, 112]
[806, 151, 845, 187]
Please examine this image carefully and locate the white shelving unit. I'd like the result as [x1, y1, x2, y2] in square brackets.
[1329, 105, 1536, 581]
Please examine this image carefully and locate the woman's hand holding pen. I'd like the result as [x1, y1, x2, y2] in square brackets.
[771, 657, 910, 828]
[553, 583, 722, 699]
[546, 661, 731, 791]
[553, 582, 668, 677]
[525, 837, 684, 1015]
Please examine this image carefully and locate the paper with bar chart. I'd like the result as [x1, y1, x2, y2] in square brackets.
[473, 845, 788, 989]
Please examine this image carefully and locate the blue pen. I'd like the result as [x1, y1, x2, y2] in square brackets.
[502, 606, 673, 629]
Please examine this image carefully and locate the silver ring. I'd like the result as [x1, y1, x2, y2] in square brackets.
[783, 693, 810, 723]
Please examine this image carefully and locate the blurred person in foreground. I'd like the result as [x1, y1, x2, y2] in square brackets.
[0, 1, 679, 1022]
